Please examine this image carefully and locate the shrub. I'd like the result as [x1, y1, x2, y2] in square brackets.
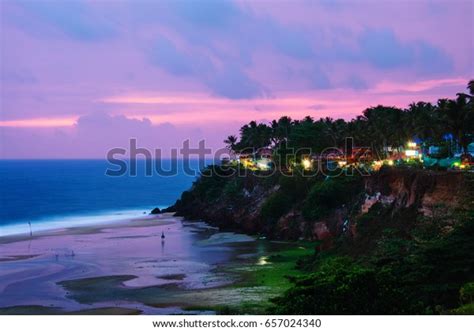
[278, 174, 312, 202]
[302, 176, 363, 221]
[269, 257, 400, 314]
[222, 179, 244, 201]
[261, 191, 292, 223]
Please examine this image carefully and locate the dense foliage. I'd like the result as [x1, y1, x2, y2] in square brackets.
[270, 209, 474, 314]
[175, 81, 474, 315]
[224, 80, 474, 161]
[302, 176, 363, 220]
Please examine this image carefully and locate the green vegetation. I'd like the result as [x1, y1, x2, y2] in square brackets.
[270, 208, 474, 314]
[261, 191, 292, 224]
[225, 80, 473, 163]
[302, 176, 363, 221]
[185, 242, 316, 314]
[173, 81, 474, 315]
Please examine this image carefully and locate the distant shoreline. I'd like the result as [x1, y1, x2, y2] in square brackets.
[0, 213, 296, 315]
[0, 207, 166, 238]
[0, 213, 175, 247]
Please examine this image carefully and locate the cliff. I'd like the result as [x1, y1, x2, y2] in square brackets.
[169, 166, 474, 313]
[171, 166, 472, 247]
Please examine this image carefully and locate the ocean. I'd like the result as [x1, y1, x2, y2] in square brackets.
[0, 159, 206, 236]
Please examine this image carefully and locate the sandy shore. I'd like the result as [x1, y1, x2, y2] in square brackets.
[0, 213, 294, 314]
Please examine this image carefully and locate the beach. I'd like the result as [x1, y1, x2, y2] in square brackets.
[0, 213, 311, 314]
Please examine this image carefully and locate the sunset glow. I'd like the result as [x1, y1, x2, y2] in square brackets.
[1, 0, 472, 158]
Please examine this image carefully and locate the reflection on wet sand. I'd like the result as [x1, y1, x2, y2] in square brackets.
[0, 214, 305, 314]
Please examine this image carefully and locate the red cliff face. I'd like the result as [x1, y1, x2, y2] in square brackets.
[277, 168, 469, 244]
[174, 168, 471, 243]
[364, 168, 466, 215]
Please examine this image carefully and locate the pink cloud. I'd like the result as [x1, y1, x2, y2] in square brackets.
[1, 0, 472, 158]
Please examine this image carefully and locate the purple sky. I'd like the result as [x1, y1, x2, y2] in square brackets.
[0, 0, 472, 158]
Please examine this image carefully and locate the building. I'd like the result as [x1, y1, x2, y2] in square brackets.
[236, 148, 273, 170]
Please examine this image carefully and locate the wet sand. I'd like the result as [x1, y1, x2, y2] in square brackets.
[0, 213, 303, 314]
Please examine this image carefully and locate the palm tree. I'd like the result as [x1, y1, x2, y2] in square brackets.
[224, 135, 238, 153]
[457, 80, 474, 100]
[270, 116, 292, 147]
[407, 102, 442, 143]
[468, 80, 474, 96]
[359, 106, 406, 156]
[239, 121, 271, 150]
[321, 117, 348, 147]
[438, 95, 473, 154]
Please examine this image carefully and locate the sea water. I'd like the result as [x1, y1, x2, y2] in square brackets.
[0, 159, 206, 236]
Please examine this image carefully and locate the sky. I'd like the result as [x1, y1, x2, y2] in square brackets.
[0, 0, 473, 158]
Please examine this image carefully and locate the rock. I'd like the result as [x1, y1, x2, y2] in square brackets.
[150, 207, 161, 214]
[161, 205, 176, 213]
[313, 222, 333, 251]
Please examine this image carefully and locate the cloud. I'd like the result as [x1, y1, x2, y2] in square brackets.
[268, 22, 314, 59]
[73, 112, 182, 156]
[148, 36, 266, 99]
[143, 5, 454, 97]
[150, 38, 195, 76]
[307, 66, 331, 89]
[76, 112, 153, 134]
[0, 69, 37, 84]
[357, 28, 453, 74]
[359, 28, 414, 69]
[307, 104, 327, 111]
[1, 0, 470, 159]
[206, 66, 267, 99]
[345, 75, 368, 90]
[7, 0, 116, 41]
[171, 0, 241, 28]
[415, 41, 453, 74]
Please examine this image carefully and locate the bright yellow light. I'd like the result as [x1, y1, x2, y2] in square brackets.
[372, 160, 383, 171]
[242, 159, 253, 168]
[407, 141, 417, 148]
[257, 256, 270, 265]
[387, 160, 394, 166]
[302, 158, 312, 170]
[460, 164, 466, 169]
[338, 160, 347, 167]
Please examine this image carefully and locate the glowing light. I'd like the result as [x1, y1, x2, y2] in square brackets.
[338, 160, 347, 167]
[302, 158, 312, 170]
[241, 159, 253, 168]
[372, 160, 383, 171]
[387, 160, 394, 166]
[405, 150, 418, 157]
[257, 256, 270, 265]
[407, 141, 417, 148]
[257, 160, 270, 170]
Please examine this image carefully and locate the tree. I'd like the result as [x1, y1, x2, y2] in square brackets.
[320, 117, 348, 147]
[223, 135, 238, 153]
[359, 106, 407, 155]
[270, 116, 293, 147]
[438, 95, 473, 154]
[288, 117, 332, 156]
[238, 121, 272, 150]
[468, 80, 474, 96]
[406, 102, 443, 144]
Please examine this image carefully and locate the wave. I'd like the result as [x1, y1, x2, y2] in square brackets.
[0, 206, 166, 237]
